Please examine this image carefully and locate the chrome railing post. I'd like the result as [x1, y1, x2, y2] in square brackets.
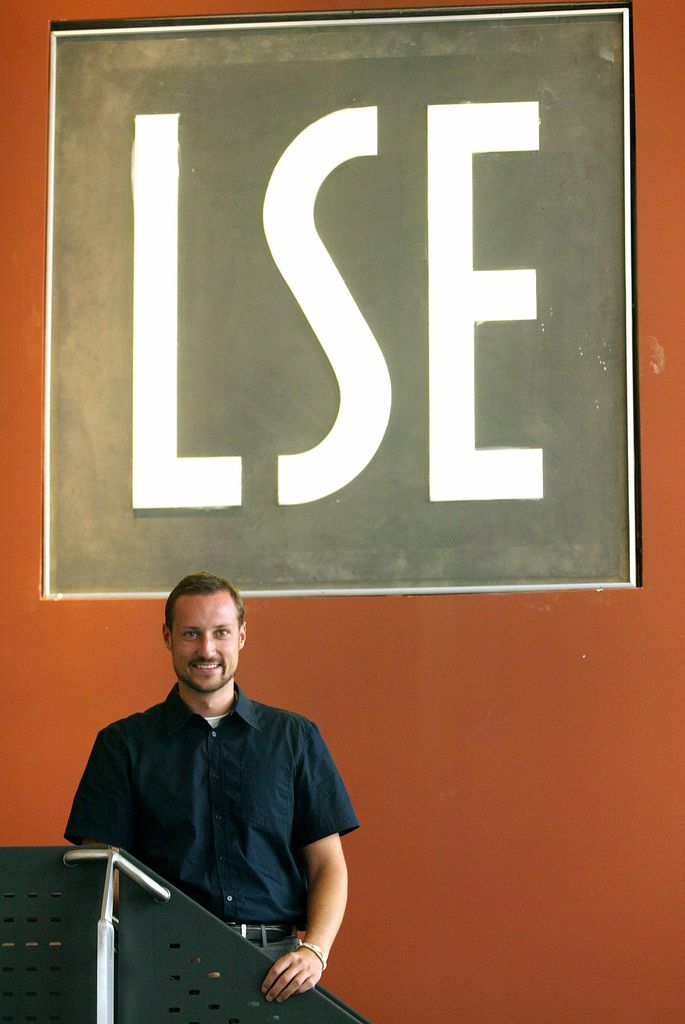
[64, 847, 170, 1024]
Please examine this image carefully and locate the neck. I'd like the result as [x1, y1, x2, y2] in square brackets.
[177, 679, 237, 718]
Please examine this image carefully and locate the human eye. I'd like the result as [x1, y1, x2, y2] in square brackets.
[215, 628, 230, 638]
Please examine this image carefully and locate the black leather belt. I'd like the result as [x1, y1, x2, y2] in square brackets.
[227, 923, 295, 944]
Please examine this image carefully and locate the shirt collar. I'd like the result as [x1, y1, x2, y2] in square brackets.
[163, 683, 260, 734]
[234, 685, 260, 729]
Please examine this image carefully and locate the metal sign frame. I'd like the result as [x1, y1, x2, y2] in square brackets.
[44, 4, 638, 598]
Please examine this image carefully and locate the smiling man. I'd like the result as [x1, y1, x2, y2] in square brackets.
[164, 584, 245, 702]
[65, 571, 359, 1003]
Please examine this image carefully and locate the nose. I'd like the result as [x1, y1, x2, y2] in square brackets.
[196, 633, 216, 659]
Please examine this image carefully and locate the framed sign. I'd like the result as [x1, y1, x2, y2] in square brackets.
[45, 5, 637, 597]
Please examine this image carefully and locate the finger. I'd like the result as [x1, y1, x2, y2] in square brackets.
[261, 954, 299, 998]
[262, 953, 322, 1002]
[261, 962, 284, 993]
[263, 964, 301, 1002]
[267, 966, 319, 1003]
[273, 971, 318, 1003]
[262, 951, 300, 988]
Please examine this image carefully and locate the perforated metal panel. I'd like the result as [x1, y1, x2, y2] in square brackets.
[117, 855, 372, 1024]
[0, 847, 99, 1024]
[0, 848, 371, 1024]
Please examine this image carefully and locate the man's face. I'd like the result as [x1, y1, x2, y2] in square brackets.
[163, 591, 246, 700]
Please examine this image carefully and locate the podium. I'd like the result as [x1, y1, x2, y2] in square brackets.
[0, 847, 372, 1023]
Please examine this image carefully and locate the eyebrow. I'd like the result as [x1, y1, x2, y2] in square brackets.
[181, 623, 233, 630]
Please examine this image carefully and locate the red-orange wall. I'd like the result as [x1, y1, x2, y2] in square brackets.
[2, 1, 684, 1021]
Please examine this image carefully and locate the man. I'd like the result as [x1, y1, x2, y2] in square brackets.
[65, 571, 359, 1004]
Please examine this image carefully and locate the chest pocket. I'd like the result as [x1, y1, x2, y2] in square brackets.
[240, 761, 294, 835]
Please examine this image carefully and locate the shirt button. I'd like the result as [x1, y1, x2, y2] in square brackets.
[226, 895, 233, 902]
[211, 731, 217, 738]
[215, 813, 223, 821]
[212, 772, 219, 781]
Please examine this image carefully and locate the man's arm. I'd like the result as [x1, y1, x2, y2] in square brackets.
[261, 833, 348, 1003]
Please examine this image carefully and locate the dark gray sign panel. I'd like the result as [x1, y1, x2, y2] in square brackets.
[45, 6, 637, 596]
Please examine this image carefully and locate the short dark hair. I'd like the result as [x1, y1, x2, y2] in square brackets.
[165, 572, 244, 629]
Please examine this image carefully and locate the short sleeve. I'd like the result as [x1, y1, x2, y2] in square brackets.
[292, 722, 359, 848]
[64, 724, 135, 849]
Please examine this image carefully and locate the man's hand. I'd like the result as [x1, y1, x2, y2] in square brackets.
[261, 945, 323, 1003]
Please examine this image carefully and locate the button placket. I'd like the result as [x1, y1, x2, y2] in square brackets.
[207, 726, 232, 914]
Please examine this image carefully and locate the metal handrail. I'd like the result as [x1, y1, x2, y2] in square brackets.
[64, 847, 170, 1024]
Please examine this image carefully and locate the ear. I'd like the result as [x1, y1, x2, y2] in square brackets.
[239, 622, 246, 649]
[162, 622, 172, 650]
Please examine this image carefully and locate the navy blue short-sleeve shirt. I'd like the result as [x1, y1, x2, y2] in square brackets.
[65, 686, 359, 925]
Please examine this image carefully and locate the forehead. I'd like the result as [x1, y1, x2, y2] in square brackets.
[172, 591, 241, 630]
